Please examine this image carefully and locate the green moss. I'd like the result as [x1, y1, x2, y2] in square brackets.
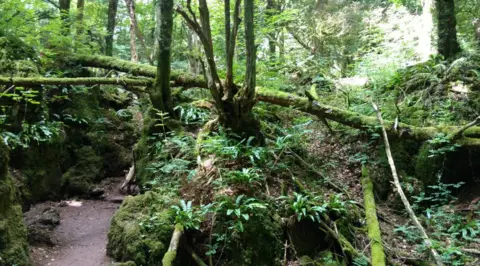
[213, 205, 283, 266]
[61, 146, 104, 195]
[107, 192, 176, 266]
[0, 142, 31, 266]
[161, 251, 177, 266]
[361, 166, 386, 266]
[14, 143, 64, 206]
[415, 142, 444, 187]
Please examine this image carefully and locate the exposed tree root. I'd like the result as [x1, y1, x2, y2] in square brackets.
[361, 165, 386, 266]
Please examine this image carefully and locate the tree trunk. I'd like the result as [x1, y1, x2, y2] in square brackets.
[150, 0, 174, 115]
[59, 0, 71, 36]
[125, 0, 138, 62]
[105, 0, 118, 56]
[185, 25, 202, 75]
[76, 0, 85, 36]
[225, 0, 260, 139]
[125, 0, 151, 63]
[266, 0, 277, 60]
[436, 0, 460, 59]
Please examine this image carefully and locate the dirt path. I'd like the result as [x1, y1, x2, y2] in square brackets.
[27, 178, 126, 266]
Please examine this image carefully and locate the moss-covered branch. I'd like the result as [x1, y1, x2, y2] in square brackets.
[66, 54, 207, 88]
[50, 54, 480, 143]
[162, 223, 184, 266]
[256, 87, 480, 144]
[0, 76, 151, 89]
[361, 166, 386, 266]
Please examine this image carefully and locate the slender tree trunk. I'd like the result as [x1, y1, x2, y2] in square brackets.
[76, 0, 85, 36]
[186, 25, 202, 75]
[279, 29, 285, 60]
[436, 0, 460, 59]
[59, 0, 71, 36]
[105, 0, 118, 56]
[150, 0, 174, 115]
[266, 0, 277, 60]
[126, 0, 139, 62]
[125, 0, 152, 63]
[227, 0, 261, 139]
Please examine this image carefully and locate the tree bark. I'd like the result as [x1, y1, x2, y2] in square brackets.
[266, 0, 277, 59]
[105, 0, 118, 56]
[151, 0, 174, 114]
[125, 0, 138, 62]
[59, 0, 71, 36]
[436, 0, 460, 59]
[76, 0, 85, 36]
[124, 0, 151, 63]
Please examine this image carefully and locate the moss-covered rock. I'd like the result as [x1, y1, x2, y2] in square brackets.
[61, 146, 104, 196]
[0, 142, 31, 266]
[107, 192, 176, 265]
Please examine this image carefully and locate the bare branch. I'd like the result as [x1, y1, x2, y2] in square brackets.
[372, 101, 444, 266]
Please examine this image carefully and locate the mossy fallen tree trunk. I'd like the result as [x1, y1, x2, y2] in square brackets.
[65, 54, 207, 88]
[0, 77, 152, 87]
[162, 223, 184, 266]
[361, 166, 386, 266]
[8, 54, 480, 145]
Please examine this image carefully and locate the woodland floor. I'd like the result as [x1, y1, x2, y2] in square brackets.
[26, 177, 126, 266]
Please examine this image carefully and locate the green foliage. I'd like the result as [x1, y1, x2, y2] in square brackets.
[171, 200, 212, 230]
[201, 128, 269, 165]
[224, 168, 265, 186]
[426, 133, 461, 157]
[279, 192, 355, 223]
[217, 194, 267, 233]
[1, 120, 62, 149]
[396, 181, 479, 265]
[174, 105, 209, 125]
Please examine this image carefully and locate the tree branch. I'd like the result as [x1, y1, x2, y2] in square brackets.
[372, 102, 443, 266]
[57, 54, 480, 145]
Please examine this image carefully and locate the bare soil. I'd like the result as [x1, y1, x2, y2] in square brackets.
[27, 177, 126, 266]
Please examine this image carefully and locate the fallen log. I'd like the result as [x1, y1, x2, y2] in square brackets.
[0, 76, 151, 87]
[65, 54, 207, 88]
[162, 223, 184, 266]
[361, 165, 386, 266]
[4, 54, 480, 145]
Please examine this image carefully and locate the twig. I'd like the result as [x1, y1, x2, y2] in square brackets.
[372, 101, 443, 266]
[283, 240, 288, 266]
